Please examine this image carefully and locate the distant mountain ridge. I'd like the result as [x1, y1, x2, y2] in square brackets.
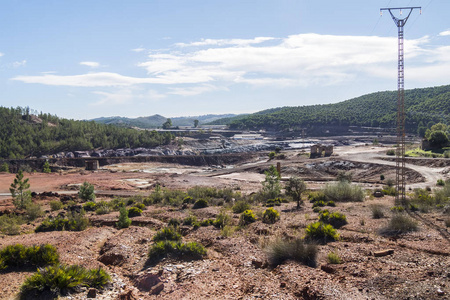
[92, 114, 237, 128]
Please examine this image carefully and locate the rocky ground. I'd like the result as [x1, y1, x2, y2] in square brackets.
[0, 145, 449, 300]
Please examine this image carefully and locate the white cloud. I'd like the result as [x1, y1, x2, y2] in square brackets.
[11, 33, 448, 97]
[439, 30, 450, 36]
[0, 52, 4, 57]
[80, 61, 100, 68]
[12, 60, 27, 68]
[175, 37, 275, 47]
[132, 47, 145, 52]
[91, 88, 166, 106]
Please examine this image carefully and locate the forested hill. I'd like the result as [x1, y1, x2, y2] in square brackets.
[211, 85, 450, 133]
[0, 107, 173, 159]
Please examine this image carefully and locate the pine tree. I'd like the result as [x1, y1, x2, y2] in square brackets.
[10, 170, 31, 209]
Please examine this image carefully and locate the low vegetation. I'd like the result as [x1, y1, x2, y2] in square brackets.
[148, 241, 207, 263]
[323, 181, 365, 202]
[262, 208, 280, 224]
[19, 264, 110, 299]
[305, 221, 339, 243]
[380, 214, 418, 236]
[0, 244, 59, 270]
[265, 238, 317, 267]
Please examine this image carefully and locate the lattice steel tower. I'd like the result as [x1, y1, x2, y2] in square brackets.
[380, 7, 421, 203]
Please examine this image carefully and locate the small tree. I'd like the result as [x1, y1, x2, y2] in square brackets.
[117, 207, 131, 229]
[262, 166, 281, 200]
[78, 181, 96, 202]
[10, 170, 31, 209]
[42, 161, 51, 173]
[162, 118, 172, 129]
[0, 162, 9, 173]
[194, 119, 199, 128]
[285, 176, 307, 209]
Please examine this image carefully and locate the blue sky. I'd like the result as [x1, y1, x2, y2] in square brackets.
[1, 0, 448, 120]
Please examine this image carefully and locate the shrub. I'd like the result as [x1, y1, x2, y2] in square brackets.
[386, 149, 395, 156]
[183, 196, 194, 204]
[83, 201, 97, 211]
[19, 264, 110, 299]
[193, 199, 208, 209]
[133, 202, 146, 210]
[312, 207, 322, 213]
[265, 238, 317, 267]
[285, 176, 307, 209]
[213, 212, 232, 228]
[153, 226, 182, 242]
[25, 203, 44, 221]
[42, 161, 51, 173]
[327, 252, 342, 264]
[380, 174, 385, 181]
[183, 215, 197, 226]
[268, 151, 276, 159]
[437, 179, 445, 186]
[148, 241, 206, 262]
[50, 200, 63, 211]
[0, 214, 23, 235]
[308, 191, 326, 203]
[390, 206, 405, 213]
[116, 207, 131, 229]
[35, 210, 89, 232]
[0, 244, 59, 270]
[326, 201, 336, 207]
[10, 170, 31, 209]
[382, 185, 396, 196]
[232, 200, 250, 213]
[262, 208, 280, 224]
[128, 207, 142, 217]
[305, 221, 339, 243]
[336, 171, 352, 183]
[239, 210, 256, 226]
[380, 214, 418, 235]
[95, 201, 111, 215]
[261, 166, 281, 200]
[323, 181, 364, 202]
[168, 218, 181, 227]
[312, 200, 326, 208]
[319, 210, 347, 228]
[0, 162, 9, 173]
[370, 205, 385, 219]
[265, 198, 282, 207]
[200, 219, 214, 226]
[78, 181, 95, 202]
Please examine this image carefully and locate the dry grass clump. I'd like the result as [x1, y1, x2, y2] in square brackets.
[380, 214, 418, 236]
[265, 238, 317, 267]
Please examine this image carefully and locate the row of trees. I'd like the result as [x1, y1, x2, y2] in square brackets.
[0, 106, 174, 159]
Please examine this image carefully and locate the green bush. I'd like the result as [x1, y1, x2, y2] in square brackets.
[36, 210, 89, 232]
[382, 185, 397, 196]
[326, 201, 336, 207]
[133, 202, 146, 210]
[183, 215, 197, 226]
[0, 214, 23, 235]
[148, 241, 207, 263]
[95, 201, 111, 215]
[213, 212, 232, 228]
[380, 214, 418, 235]
[390, 206, 405, 213]
[0, 162, 9, 173]
[25, 203, 44, 221]
[437, 179, 445, 186]
[19, 264, 110, 299]
[0, 244, 59, 270]
[42, 161, 51, 173]
[153, 226, 182, 242]
[78, 181, 95, 202]
[308, 191, 326, 203]
[83, 201, 97, 211]
[319, 210, 347, 228]
[327, 252, 342, 264]
[370, 205, 385, 219]
[50, 200, 63, 211]
[239, 210, 256, 226]
[386, 149, 395, 156]
[262, 208, 280, 224]
[265, 198, 282, 207]
[128, 207, 142, 217]
[193, 199, 208, 209]
[232, 200, 250, 213]
[265, 238, 317, 267]
[168, 218, 181, 227]
[305, 221, 339, 243]
[200, 219, 214, 226]
[312, 200, 326, 208]
[116, 207, 131, 229]
[323, 181, 365, 202]
[312, 207, 322, 213]
[183, 196, 194, 204]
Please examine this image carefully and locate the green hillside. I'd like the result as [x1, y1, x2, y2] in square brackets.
[212, 85, 450, 134]
[0, 107, 173, 159]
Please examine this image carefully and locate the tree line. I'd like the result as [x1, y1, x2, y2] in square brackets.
[0, 106, 173, 159]
[211, 85, 450, 133]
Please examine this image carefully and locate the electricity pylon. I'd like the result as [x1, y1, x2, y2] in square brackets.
[380, 7, 421, 204]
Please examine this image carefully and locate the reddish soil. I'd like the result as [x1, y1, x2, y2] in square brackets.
[0, 146, 449, 299]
